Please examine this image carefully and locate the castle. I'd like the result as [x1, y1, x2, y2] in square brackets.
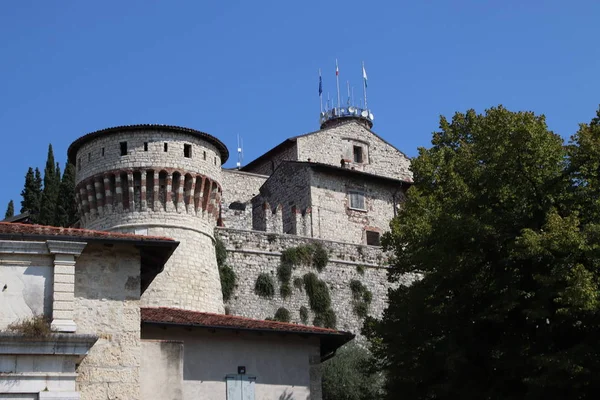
[0, 108, 414, 399]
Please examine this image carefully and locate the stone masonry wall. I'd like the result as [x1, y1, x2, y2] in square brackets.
[220, 169, 268, 230]
[243, 142, 298, 176]
[296, 121, 413, 182]
[215, 228, 415, 338]
[74, 243, 142, 400]
[310, 169, 405, 244]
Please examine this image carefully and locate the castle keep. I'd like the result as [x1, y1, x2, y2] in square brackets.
[0, 107, 413, 399]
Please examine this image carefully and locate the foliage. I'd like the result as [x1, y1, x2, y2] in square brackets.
[277, 262, 292, 285]
[279, 282, 292, 299]
[215, 237, 227, 267]
[304, 272, 336, 328]
[312, 242, 329, 272]
[280, 242, 329, 274]
[20, 167, 42, 220]
[273, 307, 291, 323]
[303, 273, 331, 313]
[322, 343, 385, 400]
[254, 273, 275, 299]
[5, 200, 14, 219]
[299, 306, 309, 324]
[38, 145, 60, 225]
[349, 280, 372, 318]
[367, 106, 600, 399]
[6, 315, 51, 337]
[355, 264, 365, 275]
[219, 265, 236, 302]
[54, 163, 77, 227]
[293, 277, 303, 291]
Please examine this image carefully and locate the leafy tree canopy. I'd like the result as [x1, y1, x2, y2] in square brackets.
[367, 106, 600, 399]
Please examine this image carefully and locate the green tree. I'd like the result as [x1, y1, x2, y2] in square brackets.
[38, 144, 60, 225]
[54, 162, 77, 227]
[5, 200, 14, 219]
[20, 167, 43, 220]
[322, 343, 384, 400]
[367, 106, 600, 399]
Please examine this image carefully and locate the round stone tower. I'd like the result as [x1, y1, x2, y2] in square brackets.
[67, 124, 228, 313]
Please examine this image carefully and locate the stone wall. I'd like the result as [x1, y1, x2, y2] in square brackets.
[244, 141, 298, 176]
[74, 243, 142, 400]
[296, 121, 413, 182]
[220, 169, 267, 230]
[254, 163, 312, 235]
[215, 228, 415, 337]
[310, 169, 405, 244]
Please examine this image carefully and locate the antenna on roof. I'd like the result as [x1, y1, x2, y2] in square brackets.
[347, 81, 351, 106]
[236, 135, 243, 169]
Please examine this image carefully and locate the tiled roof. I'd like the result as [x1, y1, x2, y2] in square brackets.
[141, 307, 349, 336]
[0, 222, 175, 242]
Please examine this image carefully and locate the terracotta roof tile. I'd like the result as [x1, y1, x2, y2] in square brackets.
[0, 222, 175, 242]
[141, 307, 350, 336]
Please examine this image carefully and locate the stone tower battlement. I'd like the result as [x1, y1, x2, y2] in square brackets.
[68, 124, 229, 313]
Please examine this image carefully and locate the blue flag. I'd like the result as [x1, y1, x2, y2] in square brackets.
[318, 75, 323, 96]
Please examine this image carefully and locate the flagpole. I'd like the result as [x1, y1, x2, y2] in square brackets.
[362, 61, 368, 110]
[319, 69, 323, 113]
[352, 87, 355, 107]
[336, 59, 341, 111]
[347, 81, 351, 106]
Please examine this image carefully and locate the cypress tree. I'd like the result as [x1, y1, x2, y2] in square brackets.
[54, 163, 77, 227]
[38, 144, 60, 225]
[5, 200, 14, 219]
[20, 167, 43, 221]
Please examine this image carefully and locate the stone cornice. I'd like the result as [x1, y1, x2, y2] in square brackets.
[0, 333, 98, 356]
[0, 240, 49, 255]
[46, 240, 87, 256]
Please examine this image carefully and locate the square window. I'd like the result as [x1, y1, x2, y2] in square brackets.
[366, 231, 380, 246]
[353, 146, 363, 163]
[184, 144, 192, 158]
[144, 142, 148, 151]
[349, 191, 365, 210]
[120, 142, 127, 156]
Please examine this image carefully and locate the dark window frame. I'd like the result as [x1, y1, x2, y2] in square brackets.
[120, 142, 128, 156]
[348, 190, 366, 211]
[184, 144, 192, 158]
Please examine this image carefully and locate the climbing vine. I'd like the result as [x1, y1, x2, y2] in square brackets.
[349, 279, 372, 318]
[303, 272, 336, 329]
[254, 273, 275, 298]
[273, 307, 291, 323]
[215, 237, 236, 302]
[299, 306, 309, 324]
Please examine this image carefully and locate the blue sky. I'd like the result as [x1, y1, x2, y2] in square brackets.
[1, 1, 599, 214]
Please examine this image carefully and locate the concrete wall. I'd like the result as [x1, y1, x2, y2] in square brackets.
[296, 121, 412, 182]
[0, 254, 53, 330]
[141, 340, 184, 400]
[142, 325, 321, 400]
[215, 228, 416, 337]
[220, 170, 268, 231]
[73, 243, 142, 400]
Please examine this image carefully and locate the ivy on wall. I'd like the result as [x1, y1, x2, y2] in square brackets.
[349, 279, 372, 318]
[254, 273, 275, 299]
[299, 306, 309, 324]
[273, 307, 291, 323]
[277, 242, 330, 299]
[216, 237, 236, 302]
[304, 272, 337, 329]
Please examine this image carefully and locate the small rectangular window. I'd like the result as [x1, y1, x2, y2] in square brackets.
[353, 146, 363, 163]
[144, 142, 148, 151]
[214, 157, 217, 165]
[203, 151, 207, 160]
[101, 147, 105, 157]
[184, 144, 192, 158]
[366, 231, 381, 246]
[349, 191, 365, 210]
[88, 152, 91, 161]
[164, 143, 168, 152]
[120, 142, 127, 156]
